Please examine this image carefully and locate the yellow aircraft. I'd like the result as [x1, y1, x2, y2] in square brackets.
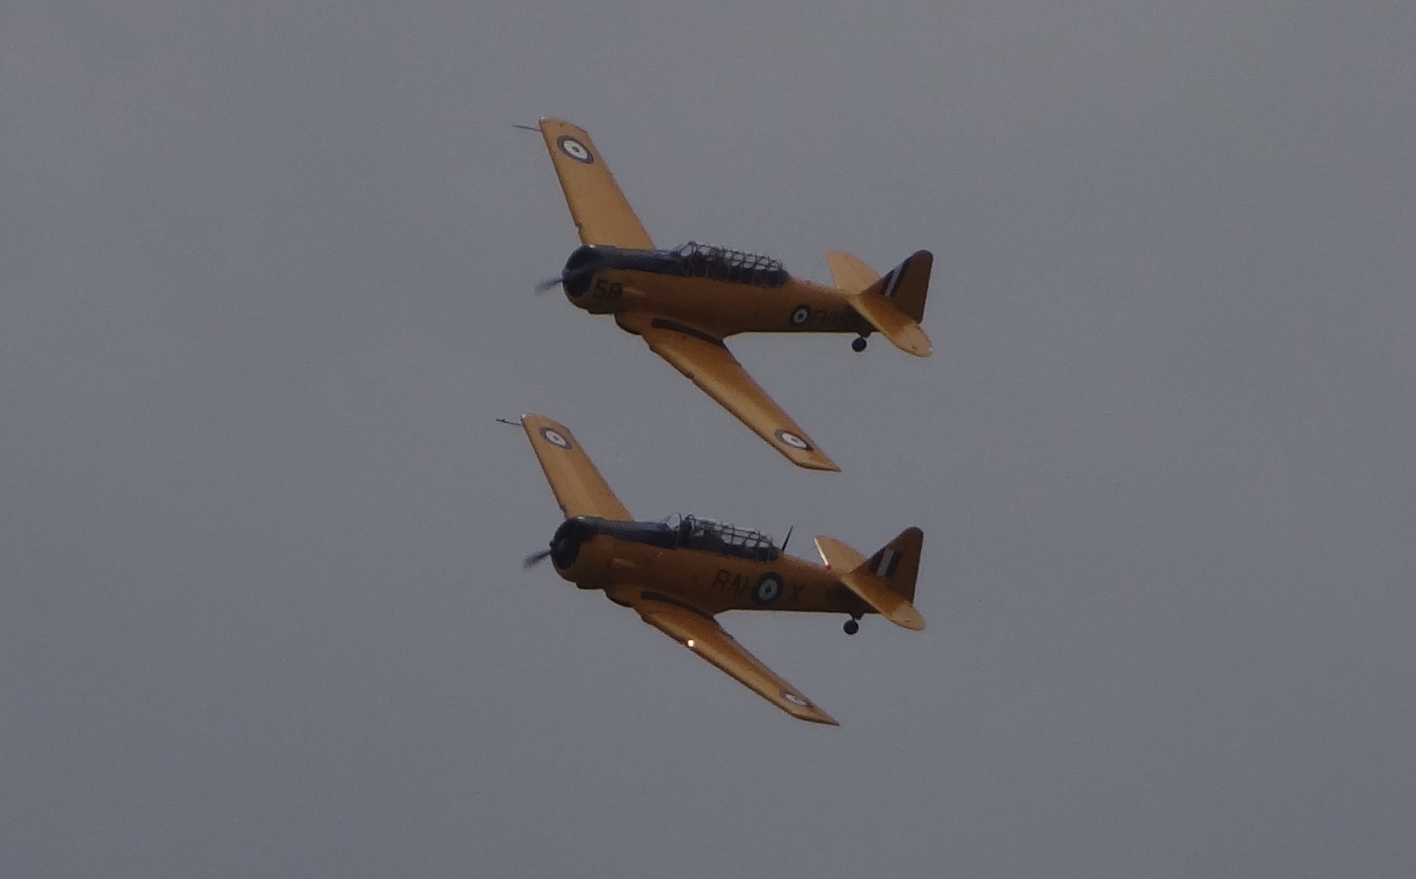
[519, 413, 926, 725]
[529, 118, 934, 472]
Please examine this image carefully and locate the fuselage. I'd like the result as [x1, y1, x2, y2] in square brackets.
[560, 243, 872, 339]
[548, 516, 871, 619]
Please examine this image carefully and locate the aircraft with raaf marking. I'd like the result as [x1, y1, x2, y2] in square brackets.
[525, 118, 934, 471]
[519, 414, 926, 725]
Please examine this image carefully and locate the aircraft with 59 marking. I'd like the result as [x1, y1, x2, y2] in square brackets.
[527, 118, 935, 472]
[519, 414, 926, 725]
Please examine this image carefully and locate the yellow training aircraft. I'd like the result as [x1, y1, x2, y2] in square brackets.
[529, 118, 934, 472]
[519, 413, 926, 725]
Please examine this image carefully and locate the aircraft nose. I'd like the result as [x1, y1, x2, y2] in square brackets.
[560, 247, 597, 300]
[550, 518, 588, 569]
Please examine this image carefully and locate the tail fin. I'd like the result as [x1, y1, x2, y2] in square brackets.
[814, 527, 925, 630]
[842, 251, 933, 357]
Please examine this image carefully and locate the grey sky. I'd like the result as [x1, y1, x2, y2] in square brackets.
[3, 1, 1414, 876]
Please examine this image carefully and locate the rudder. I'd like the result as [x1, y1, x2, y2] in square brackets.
[863, 251, 930, 324]
[863, 526, 923, 604]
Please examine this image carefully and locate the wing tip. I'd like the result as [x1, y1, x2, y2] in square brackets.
[780, 696, 839, 725]
[794, 454, 842, 473]
[779, 440, 840, 472]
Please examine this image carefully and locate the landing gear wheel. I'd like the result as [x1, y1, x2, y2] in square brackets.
[843, 618, 860, 635]
[851, 336, 868, 353]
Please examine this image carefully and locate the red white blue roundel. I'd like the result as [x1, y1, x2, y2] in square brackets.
[774, 429, 812, 451]
[753, 572, 784, 606]
[556, 135, 594, 164]
[539, 426, 573, 449]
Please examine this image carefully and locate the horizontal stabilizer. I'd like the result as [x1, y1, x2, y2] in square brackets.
[814, 528, 925, 630]
[825, 249, 879, 294]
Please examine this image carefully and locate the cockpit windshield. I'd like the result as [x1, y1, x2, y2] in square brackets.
[671, 241, 790, 287]
[667, 513, 780, 561]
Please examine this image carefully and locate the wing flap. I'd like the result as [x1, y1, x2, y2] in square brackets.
[617, 312, 840, 471]
[537, 118, 654, 250]
[618, 589, 838, 725]
[520, 414, 631, 520]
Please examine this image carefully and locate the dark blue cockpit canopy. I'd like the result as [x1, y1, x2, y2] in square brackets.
[670, 242, 789, 287]
[560, 242, 791, 288]
[569, 513, 780, 561]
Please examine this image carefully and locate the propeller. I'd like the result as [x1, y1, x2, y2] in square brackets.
[536, 257, 600, 296]
[524, 547, 553, 568]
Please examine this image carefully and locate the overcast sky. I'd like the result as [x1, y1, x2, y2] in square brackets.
[3, 2, 1414, 876]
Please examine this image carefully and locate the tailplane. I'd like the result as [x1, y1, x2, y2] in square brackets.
[814, 527, 925, 630]
[825, 250, 880, 295]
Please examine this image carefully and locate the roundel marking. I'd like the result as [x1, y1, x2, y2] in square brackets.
[782, 691, 810, 707]
[789, 305, 812, 326]
[752, 572, 784, 606]
[556, 135, 594, 164]
[539, 426, 573, 449]
[774, 429, 812, 451]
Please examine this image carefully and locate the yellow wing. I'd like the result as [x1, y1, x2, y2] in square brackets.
[537, 118, 654, 250]
[520, 414, 631, 520]
[617, 312, 840, 472]
[614, 587, 838, 725]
